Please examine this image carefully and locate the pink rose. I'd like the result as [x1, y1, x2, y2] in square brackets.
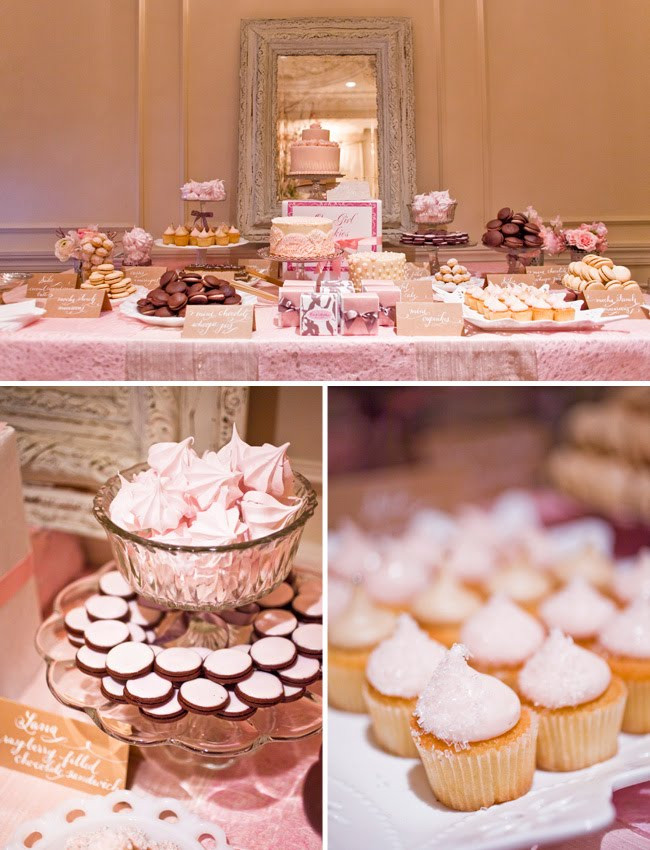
[573, 230, 598, 251]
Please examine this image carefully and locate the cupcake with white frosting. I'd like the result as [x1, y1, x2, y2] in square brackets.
[539, 577, 616, 645]
[551, 542, 614, 590]
[410, 644, 538, 811]
[364, 548, 430, 614]
[410, 570, 482, 646]
[518, 630, 626, 770]
[328, 585, 396, 713]
[611, 549, 650, 604]
[460, 594, 545, 687]
[596, 598, 650, 732]
[487, 560, 554, 611]
[363, 614, 446, 757]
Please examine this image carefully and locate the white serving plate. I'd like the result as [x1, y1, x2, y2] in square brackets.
[120, 291, 257, 327]
[154, 238, 249, 250]
[329, 709, 650, 850]
[4, 789, 230, 850]
[0, 299, 45, 331]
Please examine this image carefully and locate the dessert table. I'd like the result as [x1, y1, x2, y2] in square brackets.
[1, 300, 648, 382]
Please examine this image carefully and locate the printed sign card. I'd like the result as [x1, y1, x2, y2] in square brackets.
[125, 266, 167, 290]
[26, 271, 79, 298]
[584, 284, 647, 319]
[182, 305, 254, 339]
[0, 697, 128, 795]
[45, 288, 111, 318]
[396, 302, 464, 336]
[398, 278, 435, 302]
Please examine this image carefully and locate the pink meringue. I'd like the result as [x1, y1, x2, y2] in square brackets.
[239, 490, 300, 537]
[185, 452, 242, 510]
[240, 441, 294, 499]
[147, 436, 195, 480]
[188, 498, 247, 545]
[212, 424, 249, 472]
[129, 474, 188, 535]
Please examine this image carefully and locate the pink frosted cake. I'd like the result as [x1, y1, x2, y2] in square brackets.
[290, 122, 340, 175]
[270, 216, 335, 259]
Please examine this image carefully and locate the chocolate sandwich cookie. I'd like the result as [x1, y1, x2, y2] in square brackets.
[249, 636, 297, 671]
[193, 646, 215, 660]
[140, 692, 187, 723]
[84, 619, 130, 653]
[497, 207, 513, 221]
[129, 600, 164, 628]
[220, 603, 260, 626]
[486, 219, 503, 230]
[149, 288, 169, 306]
[278, 654, 320, 686]
[100, 676, 127, 703]
[85, 594, 129, 623]
[254, 608, 298, 638]
[501, 222, 520, 236]
[235, 670, 284, 707]
[282, 683, 306, 703]
[203, 648, 253, 684]
[128, 623, 147, 643]
[76, 646, 108, 678]
[504, 236, 524, 248]
[292, 593, 322, 623]
[483, 229, 504, 247]
[125, 672, 174, 706]
[166, 280, 188, 294]
[68, 633, 85, 648]
[291, 624, 322, 657]
[98, 570, 136, 600]
[257, 581, 295, 609]
[105, 642, 155, 682]
[64, 606, 90, 638]
[160, 269, 177, 287]
[216, 690, 257, 720]
[154, 647, 203, 683]
[178, 678, 229, 715]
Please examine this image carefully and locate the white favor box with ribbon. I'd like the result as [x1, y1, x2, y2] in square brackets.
[0, 424, 42, 698]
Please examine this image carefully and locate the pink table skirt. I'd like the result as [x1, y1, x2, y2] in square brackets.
[0, 302, 648, 381]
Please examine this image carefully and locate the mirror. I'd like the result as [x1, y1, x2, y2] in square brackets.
[276, 54, 379, 201]
[239, 17, 415, 240]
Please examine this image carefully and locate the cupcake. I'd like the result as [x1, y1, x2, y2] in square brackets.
[228, 226, 241, 244]
[442, 534, 496, 592]
[539, 577, 616, 645]
[363, 614, 446, 757]
[174, 225, 190, 247]
[190, 226, 201, 246]
[197, 228, 213, 247]
[527, 294, 553, 321]
[505, 295, 533, 322]
[329, 586, 396, 712]
[364, 548, 429, 614]
[411, 644, 538, 811]
[551, 542, 614, 591]
[597, 598, 650, 732]
[518, 630, 626, 770]
[547, 292, 577, 322]
[162, 225, 175, 245]
[460, 594, 545, 687]
[484, 296, 510, 321]
[215, 227, 229, 247]
[487, 560, 553, 611]
[611, 549, 650, 604]
[410, 570, 481, 646]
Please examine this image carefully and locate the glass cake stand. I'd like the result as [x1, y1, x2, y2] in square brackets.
[286, 172, 344, 200]
[494, 243, 542, 273]
[35, 564, 322, 766]
[258, 246, 345, 285]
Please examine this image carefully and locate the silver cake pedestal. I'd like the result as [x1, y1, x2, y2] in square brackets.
[258, 246, 345, 288]
[286, 172, 345, 200]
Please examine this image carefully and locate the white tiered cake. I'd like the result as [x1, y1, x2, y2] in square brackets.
[289, 122, 341, 175]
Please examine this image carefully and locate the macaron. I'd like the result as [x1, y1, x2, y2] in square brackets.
[249, 636, 297, 671]
[178, 679, 230, 715]
[203, 648, 253, 684]
[154, 647, 203, 683]
[125, 672, 174, 706]
[235, 670, 283, 707]
[105, 642, 155, 682]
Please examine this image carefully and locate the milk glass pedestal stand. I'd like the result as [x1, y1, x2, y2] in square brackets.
[287, 172, 344, 200]
[258, 246, 345, 286]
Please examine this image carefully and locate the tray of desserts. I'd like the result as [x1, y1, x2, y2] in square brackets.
[155, 238, 249, 250]
[120, 286, 256, 327]
[4, 790, 229, 850]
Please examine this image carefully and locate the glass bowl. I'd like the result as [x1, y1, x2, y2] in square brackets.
[408, 200, 457, 230]
[93, 464, 318, 612]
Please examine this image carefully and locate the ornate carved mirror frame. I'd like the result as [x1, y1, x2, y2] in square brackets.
[238, 17, 416, 240]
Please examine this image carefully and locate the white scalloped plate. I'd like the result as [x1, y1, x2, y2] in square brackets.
[120, 290, 257, 327]
[4, 790, 231, 850]
[153, 239, 249, 250]
[329, 709, 650, 850]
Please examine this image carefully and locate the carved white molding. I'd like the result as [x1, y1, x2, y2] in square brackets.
[238, 17, 416, 240]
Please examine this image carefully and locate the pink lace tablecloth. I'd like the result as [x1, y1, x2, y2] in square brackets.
[1, 301, 648, 381]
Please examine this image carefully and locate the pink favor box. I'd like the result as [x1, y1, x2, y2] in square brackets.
[341, 292, 380, 336]
[362, 284, 401, 327]
[300, 291, 339, 336]
[277, 289, 303, 327]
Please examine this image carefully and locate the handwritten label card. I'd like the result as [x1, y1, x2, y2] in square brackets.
[0, 697, 128, 795]
[525, 266, 567, 288]
[585, 284, 647, 318]
[398, 278, 435, 302]
[486, 273, 530, 288]
[182, 305, 254, 339]
[396, 302, 463, 336]
[45, 288, 111, 318]
[26, 271, 79, 298]
[125, 266, 167, 290]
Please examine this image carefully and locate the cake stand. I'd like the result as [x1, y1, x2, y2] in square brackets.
[258, 246, 345, 286]
[286, 172, 345, 200]
[494, 243, 542, 273]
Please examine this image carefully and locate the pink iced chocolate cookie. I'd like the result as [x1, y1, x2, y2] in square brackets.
[69, 633, 85, 648]
[98, 570, 136, 600]
[254, 609, 298, 638]
[85, 594, 129, 623]
[154, 647, 203, 683]
[106, 642, 155, 681]
[128, 623, 147, 643]
[76, 646, 108, 678]
[220, 603, 260, 626]
[179, 679, 229, 715]
[235, 670, 283, 706]
[292, 592, 323, 622]
[282, 683, 306, 703]
[84, 619, 130, 653]
[193, 647, 216, 660]
[100, 676, 127, 703]
[203, 648, 253, 684]
[129, 600, 164, 628]
[125, 672, 174, 706]
[250, 636, 297, 671]
[292, 623, 322, 657]
[217, 690, 257, 720]
[140, 692, 187, 723]
[277, 654, 320, 686]
[64, 606, 90, 638]
[257, 582, 295, 609]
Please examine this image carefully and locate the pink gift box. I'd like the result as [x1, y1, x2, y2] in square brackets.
[0, 424, 42, 698]
[278, 289, 303, 327]
[341, 292, 380, 335]
[361, 284, 401, 327]
[300, 291, 339, 336]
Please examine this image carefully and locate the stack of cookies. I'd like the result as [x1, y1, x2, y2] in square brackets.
[434, 257, 471, 291]
[80, 233, 114, 276]
[562, 255, 638, 294]
[136, 269, 242, 318]
[482, 208, 543, 251]
[81, 263, 136, 302]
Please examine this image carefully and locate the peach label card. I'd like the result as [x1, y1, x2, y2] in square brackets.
[0, 698, 128, 794]
[125, 266, 168, 289]
[26, 271, 79, 298]
[585, 284, 647, 318]
[396, 302, 463, 336]
[398, 278, 435, 302]
[182, 305, 254, 339]
[45, 289, 111, 318]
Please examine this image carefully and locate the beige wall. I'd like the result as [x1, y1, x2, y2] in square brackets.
[1, 0, 649, 276]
